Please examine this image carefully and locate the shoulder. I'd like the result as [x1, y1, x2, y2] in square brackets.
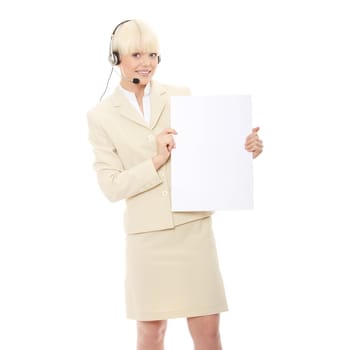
[152, 80, 191, 96]
[86, 92, 116, 125]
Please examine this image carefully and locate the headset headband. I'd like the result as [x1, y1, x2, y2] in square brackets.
[108, 20, 161, 66]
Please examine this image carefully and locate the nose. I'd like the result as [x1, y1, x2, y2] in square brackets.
[141, 54, 152, 65]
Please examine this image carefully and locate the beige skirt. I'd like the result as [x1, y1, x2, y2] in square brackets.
[125, 216, 228, 320]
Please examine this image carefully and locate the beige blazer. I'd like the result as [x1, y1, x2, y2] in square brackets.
[87, 80, 212, 234]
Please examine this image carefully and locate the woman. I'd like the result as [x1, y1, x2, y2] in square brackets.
[87, 19, 263, 350]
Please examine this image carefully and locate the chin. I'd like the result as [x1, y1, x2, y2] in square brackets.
[139, 78, 152, 86]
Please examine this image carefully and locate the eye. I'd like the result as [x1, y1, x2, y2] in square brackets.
[149, 53, 158, 58]
[131, 52, 141, 58]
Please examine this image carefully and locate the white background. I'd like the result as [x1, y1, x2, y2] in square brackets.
[0, 0, 349, 349]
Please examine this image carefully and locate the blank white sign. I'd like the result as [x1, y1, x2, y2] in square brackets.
[170, 95, 253, 211]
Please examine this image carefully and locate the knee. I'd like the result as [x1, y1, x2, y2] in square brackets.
[137, 320, 167, 343]
[192, 328, 222, 350]
[200, 325, 221, 342]
[188, 315, 221, 344]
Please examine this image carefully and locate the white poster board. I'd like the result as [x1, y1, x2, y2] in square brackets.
[170, 95, 253, 211]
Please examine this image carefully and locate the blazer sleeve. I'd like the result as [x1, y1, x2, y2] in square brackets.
[87, 113, 163, 202]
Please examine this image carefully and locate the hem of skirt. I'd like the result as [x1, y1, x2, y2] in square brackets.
[126, 304, 229, 321]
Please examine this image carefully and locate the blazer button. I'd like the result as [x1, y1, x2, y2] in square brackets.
[162, 190, 168, 197]
[147, 134, 155, 141]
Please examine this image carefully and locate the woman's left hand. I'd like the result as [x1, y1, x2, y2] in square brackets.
[245, 127, 263, 159]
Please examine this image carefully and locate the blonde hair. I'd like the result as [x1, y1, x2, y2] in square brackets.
[111, 20, 160, 56]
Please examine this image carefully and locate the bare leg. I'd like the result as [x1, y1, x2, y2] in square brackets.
[136, 320, 167, 350]
[187, 314, 222, 350]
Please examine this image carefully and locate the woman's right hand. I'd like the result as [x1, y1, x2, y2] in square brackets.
[152, 128, 178, 170]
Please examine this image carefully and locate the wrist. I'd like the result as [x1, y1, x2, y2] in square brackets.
[152, 154, 167, 170]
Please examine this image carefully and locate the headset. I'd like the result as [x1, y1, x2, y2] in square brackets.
[108, 19, 161, 66]
[100, 20, 161, 101]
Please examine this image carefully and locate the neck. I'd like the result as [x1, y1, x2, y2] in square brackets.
[121, 78, 151, 97]
[121, 79, 145, 93]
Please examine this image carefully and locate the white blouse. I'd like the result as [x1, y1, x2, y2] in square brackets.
[119, 83, 151, 125]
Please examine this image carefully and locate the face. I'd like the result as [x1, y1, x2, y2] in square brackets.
[119, 51, 159, 90]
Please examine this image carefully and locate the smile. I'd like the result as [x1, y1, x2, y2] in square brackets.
[136, 70, 151, 76]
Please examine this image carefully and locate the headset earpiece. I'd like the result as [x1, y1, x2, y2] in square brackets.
[109, 20, 131, 66]
[109, 51, 121, 66]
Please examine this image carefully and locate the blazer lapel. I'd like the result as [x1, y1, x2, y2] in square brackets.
[149, 81, 168, 129]
[110, 82, 168, 130]
[111, 87, 149, 129]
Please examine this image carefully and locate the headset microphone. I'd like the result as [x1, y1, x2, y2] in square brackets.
[121, 76, 140, 84]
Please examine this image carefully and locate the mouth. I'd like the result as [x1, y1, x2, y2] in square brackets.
[136, 70, 152, 77]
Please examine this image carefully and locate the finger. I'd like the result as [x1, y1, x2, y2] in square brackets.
[163, 134, 176, 143]
[163, 135, 176, 149]
[246, 131, 260, 141]
[246, 140, 263, 152]
[160, 128, 178, 136]
[167, 144, 172, 151]
[252, 126, 260, 133]
[245, 135, 256, 144]
[167, 141, 176, 150]
[253, 148, 263, 158]
[246, 133, 262, 146]
[245, 138, 258, 148]
[167, 140, 176, 151]
[158, 136, 172, 148]
[249, 139, 263, 147]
